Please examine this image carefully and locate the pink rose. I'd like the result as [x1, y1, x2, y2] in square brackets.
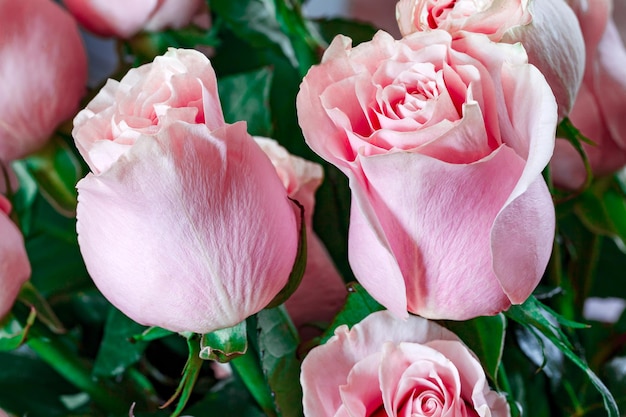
[74, 50, 299, 334]
[0, 0, 87, 162]
[551, 0, 626, 189]
[62, 0, 207, 38]
[301, 310, 510, 417]
[254, 137, 347, 339]
[395, 0, 585, 118]
[76, 122, 299, 334]
[72, 48, 223, 175]
[297, 30, 556, 320]
[0, 195, 31, 319]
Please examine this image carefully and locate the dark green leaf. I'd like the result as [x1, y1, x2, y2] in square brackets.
[440, 314, 506, 382]
[257, 306, 302, 417]
[313, 18, 378, 46]
[131, 326, 174, 343]
[93, 308, 148, 377]
[0, 349, 78, 417]
[184, 377, 265, 417]
[506, 297, 619, 417]
[320, 282, 384, 344]
[211, 0, 298, 67]
[218, 67, 274, 136]
[574, 177, 626, 246]
[200, 320, 248, 362]
[17, 281, 64, 333]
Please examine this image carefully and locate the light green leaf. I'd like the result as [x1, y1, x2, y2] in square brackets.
[0, 309, 36, 352]
[200, 320, 248, 363]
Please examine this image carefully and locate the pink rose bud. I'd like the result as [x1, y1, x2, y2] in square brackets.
[396, 0, 585, 118]
[301, 310, 510, 417]
[74, 49, 299, 334]
[254, 137, 347, 339]
[62, 0, 207, 39]
[551, 0, 626, 189]
[297, 31, 556, 320]
[0, 195, 31, 319]
[76, 122, 299, 334]
[0, 0, 87, 162]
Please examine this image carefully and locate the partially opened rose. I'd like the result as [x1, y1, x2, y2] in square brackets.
[0, 195, 31, 319]
[297, 30, 556, 320]
[73, 48, 223, 174]
[62, 0, 207, 38]
[76, 122, 299, 333]
[301, 310, 510, 417]
[395, 0, 584, 117]
[0, 0, 87, 162]
[551, 0, 626, 189]
[74, 49, 299, 333]
[254, 137, 347, 339]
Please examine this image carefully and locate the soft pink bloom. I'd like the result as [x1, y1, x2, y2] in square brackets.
[62, 0, 207, 38]
[0, 195, 31, 319]
[297, 30, 556, 320]
[551, 0, 626, 189]
[396, 0, 585, 118]
[254, 137, 347, 339]
[76, 122, 299, 334]
[301, 310, 510, 417]
[74, 50, 299, 333]
[73, 48, 223, 175]
[0, 0, 87, 162]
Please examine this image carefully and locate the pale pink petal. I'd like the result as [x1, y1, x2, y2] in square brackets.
[0, 0, 87, 161]
[0, 196, 30, 318]
[76, 122, 298, 333]
[144, 0, 205, 32]
[62, 0, 158, 38]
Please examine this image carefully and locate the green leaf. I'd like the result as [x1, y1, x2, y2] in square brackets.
[575, 178, 626, 246]
[17, 281, 64, 333]
[257, 306, 302, 417]
[313, 18, 378, 47]
[440, 314, 506, 382]
[184, 377, 266, 417]
[506, 296, 620, 417]
[218, 67, 274, 136]
[320, 282, 384, 344]
[131, 326, 175, 343]
[93, 308, 148, 377]
[200, 320, 248, 363]
[0, 309, 36, 352]
[266, 199, 307, 309]
[19, 135, 83, 217]
[211, 0, 298, 67]
[0, 349, 78, 417]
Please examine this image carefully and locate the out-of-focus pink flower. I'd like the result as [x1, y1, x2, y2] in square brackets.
[254, 137, 346, 339]
[0, 195, 30, 319]
[551, 0, 626, 189]
[395, 0, 585, 118]
[76, 122, 299, 334]
[74, 49, 299, 334]
[301, 310, 510, 417]
[0, 0, 87, 162]
[62, 0, 207, 38]
[73, 48, 223, 175]
[297, 30, 556, 320]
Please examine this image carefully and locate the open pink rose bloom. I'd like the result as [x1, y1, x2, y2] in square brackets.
[74, 49, 299, 334]
[298, 30, 557, 320]
[301, 310, 510, 417]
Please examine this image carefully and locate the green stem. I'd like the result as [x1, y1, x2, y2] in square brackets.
[27, 332, 128, 414]
[231, 349, 278, 417]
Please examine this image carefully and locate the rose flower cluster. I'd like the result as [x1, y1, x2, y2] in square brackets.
[0, 0, 625, 416]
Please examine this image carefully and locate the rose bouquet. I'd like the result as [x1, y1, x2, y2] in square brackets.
[0, 0, 625, 416]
